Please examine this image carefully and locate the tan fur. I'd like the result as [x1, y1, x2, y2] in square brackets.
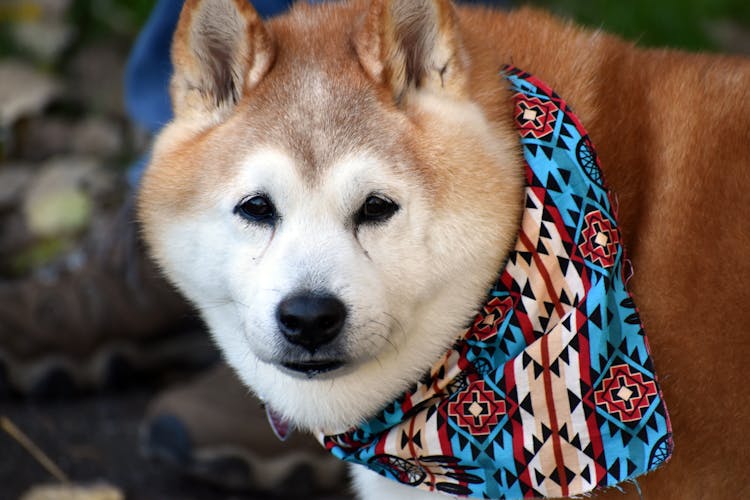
[171, 0, 274, 122]
[139, 1, 750, 498]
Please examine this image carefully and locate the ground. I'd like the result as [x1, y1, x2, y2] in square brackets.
[2, 387, 353, 500]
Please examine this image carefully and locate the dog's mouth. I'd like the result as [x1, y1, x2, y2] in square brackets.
[280, 360, 345, 378]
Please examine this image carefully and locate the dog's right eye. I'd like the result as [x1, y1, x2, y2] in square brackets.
[235, 195, 277, 224]
[355, 194, 399, 226]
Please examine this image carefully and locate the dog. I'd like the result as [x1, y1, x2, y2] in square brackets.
[137, 0, 750, 498]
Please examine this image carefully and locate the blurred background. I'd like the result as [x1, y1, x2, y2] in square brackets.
[529, 0, 750, 52]
[0, 1, 748, 499]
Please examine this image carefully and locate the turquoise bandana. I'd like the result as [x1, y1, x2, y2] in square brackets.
[319, 67, 673, 498]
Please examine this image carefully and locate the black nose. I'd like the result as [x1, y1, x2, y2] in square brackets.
[276, 294, 347, 352]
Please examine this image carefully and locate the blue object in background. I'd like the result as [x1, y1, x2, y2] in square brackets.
[125, 0, 298, 134]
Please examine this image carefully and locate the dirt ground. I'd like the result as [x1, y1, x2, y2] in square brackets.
[1, 386, 353, 500]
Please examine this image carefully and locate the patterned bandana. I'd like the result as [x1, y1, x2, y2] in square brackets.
[318, 67, 673, 499]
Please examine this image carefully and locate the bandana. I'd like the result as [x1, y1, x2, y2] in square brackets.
[318, 67, 673, 499]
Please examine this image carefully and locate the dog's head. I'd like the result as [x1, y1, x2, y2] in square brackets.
[138, 0, 522, 431]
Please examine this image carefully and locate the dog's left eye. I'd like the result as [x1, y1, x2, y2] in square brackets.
[235, 194, 277, 224]
[356, 194, 399, 225]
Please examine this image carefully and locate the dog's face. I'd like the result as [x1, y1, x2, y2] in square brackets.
[138, 0, 523, 431]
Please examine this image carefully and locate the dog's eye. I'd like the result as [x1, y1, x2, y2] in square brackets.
[356, 194, 399, 225]
[235, 195, 276, 224]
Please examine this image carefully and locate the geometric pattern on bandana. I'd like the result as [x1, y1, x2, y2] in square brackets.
[320, 67, 673, 499]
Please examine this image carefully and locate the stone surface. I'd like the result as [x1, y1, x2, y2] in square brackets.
[5, 0, 74, 63]
[14, 116, 124, 162]
[13, 117, 73, 162]
[1, 389, 354, 500]
[0, 61, 61, 128]
[68, 45, 127, 116]
[20, 483, 125, 500]
[11, 21, 75, 62]
[21, 157, 117, 238]
[71, 118, 124, 159]
[0, 164, 34, 209]
[0, 211, 34, 266]
[10, 0, 73, 19]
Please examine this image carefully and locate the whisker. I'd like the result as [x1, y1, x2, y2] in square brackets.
[364, 319, 400, 354]
[372, 350, 385, 371]
[199, 302, 235, 311]
[229, 298, 253, 309]
[383, 312, 407, 342]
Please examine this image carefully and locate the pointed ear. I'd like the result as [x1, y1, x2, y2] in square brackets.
[354, 0, 468, 104]
[170, 0, 274, 121]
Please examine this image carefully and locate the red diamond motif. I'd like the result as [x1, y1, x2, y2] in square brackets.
[514, 95, 558, 139]
[448, 381, 506, 436]
[580, 210, 620, 268]
[469, 296, 514, 341]
[595, 364, 658, 422]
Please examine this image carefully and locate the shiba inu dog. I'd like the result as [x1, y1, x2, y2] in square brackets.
[138, 0, 750, 498]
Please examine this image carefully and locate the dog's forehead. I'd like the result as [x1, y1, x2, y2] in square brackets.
[234, 3, 408, 184]
[249, 73, 385, 178]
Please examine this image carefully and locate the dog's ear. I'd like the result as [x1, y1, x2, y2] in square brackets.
[354, 0, 468, 104]
[170, 0, 274, 122]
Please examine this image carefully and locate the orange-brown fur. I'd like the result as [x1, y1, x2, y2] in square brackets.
[139, 1, 750, 498]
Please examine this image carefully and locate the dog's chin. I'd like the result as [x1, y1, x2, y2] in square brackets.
[278, 359, 348, 379]
[239, 350, 410, 432]
[271, 345, 363, 380]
